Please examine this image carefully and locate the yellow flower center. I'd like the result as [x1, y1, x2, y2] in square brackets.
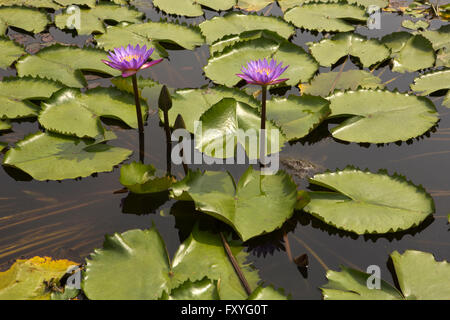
[120, 54, 140, 62]
[256, 68, 271, 76]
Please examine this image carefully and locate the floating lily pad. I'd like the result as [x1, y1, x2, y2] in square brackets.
[195, 98, 286, 159]
[0, 77, 63, 119]
[382, 32, 435, 73]
[284, 3, 367, 32]
[119, 161, 174, 194]
[95, 21, 204, 59]
[0, 38, 25, 69]
[401, 19, 429, 30]
[0, 0, 61, 9]
[303, 167, 435, 234]
[55, 3, 143, 35]
[328, 90, 439, 143]
[196, 0, 236, 11]
[247, 285, 289, 300]
[171, 166, 297, 241]
[0, 6, 49, 35]
[420, 24, 450, 51]
[153, 0, 203, 17]
[444, 92, 450, 108]
[0, 120, 11, 130]
[236, 0, 274, 11]
[3, 131, 132, 181]
[278, 0, 388, 12]
[0, 141, 7, 151]
[301, 70, 384, 97]
[322, 250, 450, 300]
[164, 279, 219, 300]
[199, 13, 294, 44]
[16, 45, 120, 88]
[83, 225, 259, 299]
[204, 37, 318, 87]
[0, 256, 77, 300]
[39, 88, 148, 139]
[266, 95, 330, 141]
[309, 32, 390, 68]
[410, 69, 450, 95]
[165, 86, 260, 133]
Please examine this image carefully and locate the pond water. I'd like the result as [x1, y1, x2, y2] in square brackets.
[0, 1, 449, 299]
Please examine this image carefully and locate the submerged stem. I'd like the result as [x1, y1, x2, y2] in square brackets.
[132, 74, 145, 163]
[219, 232, 252, 296]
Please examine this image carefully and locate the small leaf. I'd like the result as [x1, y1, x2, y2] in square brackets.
[248, 285, 289, 300]
[401, 19, 429, 30]
[410, 69, 450, 95]
[0, 37, 25, 69]
[0, 6, 49, 35]
[119, 161, 174, 194]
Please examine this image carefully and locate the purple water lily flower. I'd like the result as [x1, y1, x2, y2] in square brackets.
[102, 44, 163, 78]
[236, 58, 289, 86]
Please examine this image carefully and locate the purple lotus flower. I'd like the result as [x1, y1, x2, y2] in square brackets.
[237, 58, 289, 86]
[102, 44, 163, 78]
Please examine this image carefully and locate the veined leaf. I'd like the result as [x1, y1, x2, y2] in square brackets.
[284, 3, 367, 32]
[301, 70, 384, 97]
[55, 3, 143, 35]
[3, 131, 132, 181]
[82, 225, 260, 300]
[38, 87, 148, 139]
[0, 6, 49, 35]
[266, 95, 330, 141]
[16, 45, 120, 88]
[328, 89, 438, 143]
[165, 86, 260, 133]
[171, 166, 298, 241]
[199, 13, 294, 44]
[0, 77, 63, 120]
[0, 37, 25, 69]
[304, 167, 435, 234]
[309, 32, 390, 68]
[382, 32, 435, 73]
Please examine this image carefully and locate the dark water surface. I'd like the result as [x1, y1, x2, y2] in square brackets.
[0, 2, 449, 299]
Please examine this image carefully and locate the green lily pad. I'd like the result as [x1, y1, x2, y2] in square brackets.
[0, 37, 25, 69]
[309, 32, 390, 68]
[153, 0, 203, 17]
[194, 98, 286, 159]
[0, 257, 78, 300]
[196, 0, 236, 11]
[0, 6, 49, 35]
[0, 142, 7, 152]
[420, 24, 450, 51]
[328, 89, 439, 143]
[119, 161, 174, 194]
[247, 285, 289, 300]
[382, 32, 435, 73]
[401, 19, 429, 30]
[165, 86, 260, 133]
[199, 13, 294, 44]
[0, 120, 11, 131]
[204, 37, 318, 87]
[278, 0, 388, 12]
[322, 250, 450, 300]
[3, 131, 132, 181]
[410, 69, 450, 95]
[83, 225, 260, 300]
[171, 166, 298, 241]
[284, 3, 367, 32]
[236, 0, 274, 11]
[444, 91, 450, 108]
[16, 45, 120, 88]
[0, 77, 63, 119]
[304, 167, 435, 234]
[55, 3, 143, 35]
[164, 279, 219, 300]
[95, 21, 204, 56]
[39, 87, 148, 139]
[301, 70, 384, 97]
[266, 95, 330, 141]
[0, 0, 61, 9]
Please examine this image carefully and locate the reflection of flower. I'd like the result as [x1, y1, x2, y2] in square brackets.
[237, 58, 289, 86]
[102, 44, 162, 78]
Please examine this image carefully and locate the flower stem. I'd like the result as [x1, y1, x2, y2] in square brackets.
[132, 74, 145, 163]
[163, 109, 172, 176]
[260, 85, 267, 168]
